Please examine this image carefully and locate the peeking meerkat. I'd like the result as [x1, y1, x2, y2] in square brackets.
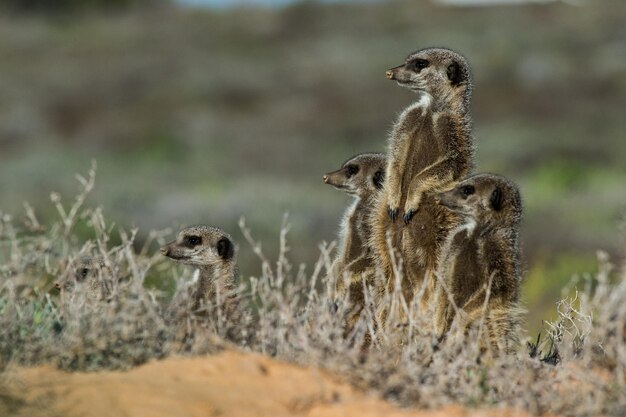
[54, 256, 111, 301]
[433, 174, 523, 353]
[324, 153, 386, 291]
[161, 225, 239, 320]
[370, 47, 475, 313]
[324, 153, 386, 333]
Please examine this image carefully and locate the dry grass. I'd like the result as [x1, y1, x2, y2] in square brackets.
[0, 166, 625, 416]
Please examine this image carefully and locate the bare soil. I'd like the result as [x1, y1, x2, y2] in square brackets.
[3, 351, 542, 417]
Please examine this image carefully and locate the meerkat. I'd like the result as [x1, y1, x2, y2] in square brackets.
[161, 225, 240, 320]
[54, 256, 111, 301]
[324, 153, 386, 291]
[370, 47, 474, 312]
[324, 153, 386, 334]
[433, 173, 523, 353]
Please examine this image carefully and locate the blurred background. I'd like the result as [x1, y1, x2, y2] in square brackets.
[0, 0, 624, 332]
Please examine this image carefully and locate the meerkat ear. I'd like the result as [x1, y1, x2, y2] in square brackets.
[447, 61, 463, 86]
[373, 170, 385, 189]
[216, 237, 234, 260]
[490, 188, 504, 211]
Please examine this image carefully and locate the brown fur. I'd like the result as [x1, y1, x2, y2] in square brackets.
[433, 174, 523, 353]
[161, 225, 240, 321]
[324, 153, 386, 333]
[370, 47, 474, 314]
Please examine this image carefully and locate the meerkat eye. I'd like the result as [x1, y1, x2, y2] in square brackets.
[78, 268, 89, 279]
[185, 235, 202, 247]
[345, 165, 359, 178]
[461, 185, 475, 198]
[411, 59, 429, 71]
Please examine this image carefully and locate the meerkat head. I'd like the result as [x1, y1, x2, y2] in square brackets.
[323, 153, 386, 197]
[386, 47, 471, 104]
[55, 256, 105, 293]
[436, 174, 522, 229]
[160, 225, 236, 269]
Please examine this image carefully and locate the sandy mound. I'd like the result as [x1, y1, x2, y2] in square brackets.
[3, 351, 536, 417]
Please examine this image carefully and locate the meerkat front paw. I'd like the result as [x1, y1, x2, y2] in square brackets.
[402, 192, 423, 225]
[387, 206, 399, 222]
[386, 193, 401, 222]
[402, 203, 420, 225]
[402, 208, 417, 225]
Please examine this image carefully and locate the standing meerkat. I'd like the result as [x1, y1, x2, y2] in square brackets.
[433, 174, 523, 353]
[161, 225, 240, 321]
[324, 153, 386, 334]
[370, 47, 474, 311]
[324, 152, 386, 293]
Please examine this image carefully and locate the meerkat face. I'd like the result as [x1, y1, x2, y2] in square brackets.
[435, 174, 522, 227]
[55, 256, 104, 293]
[386, 47, 471, 97]
[161, 225, 235, 268]
[323, 153, 386, 197]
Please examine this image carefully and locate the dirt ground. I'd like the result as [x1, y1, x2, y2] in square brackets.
[2, 351, 542, 417]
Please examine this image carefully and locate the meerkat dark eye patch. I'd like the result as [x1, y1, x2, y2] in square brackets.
[373, 170, 385, 189]
[77, 268, 89, 280]
[461, 185, 475, 198]
[345, 164, 359, 178]
[216, 237, 234, 260]
[185, 235, 202, 247]
[447, 61, 463, 85]
[410, 58, 429, 72]
[490, 188, 504, 211]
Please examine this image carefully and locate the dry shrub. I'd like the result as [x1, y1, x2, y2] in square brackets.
[0, 165, 625, 416]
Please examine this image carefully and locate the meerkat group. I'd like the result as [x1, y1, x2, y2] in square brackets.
[57, 46, 523, 353]
[325, 47, 523, 352]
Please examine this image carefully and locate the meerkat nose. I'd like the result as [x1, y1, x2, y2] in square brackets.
[54, 283, 61, 290]
[323, 175, 329, 183]
[160, 247, 170, 256]
[386, 70, 394, 80]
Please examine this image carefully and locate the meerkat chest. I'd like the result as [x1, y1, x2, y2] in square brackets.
[440, 220, 478, 276]
[393, 93, 435, 136]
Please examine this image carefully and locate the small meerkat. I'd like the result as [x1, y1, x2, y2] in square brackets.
[161, 225, 239, 320]
[370, 47, 474, 311]
[324, 153, 386, 335]
[54, 256, 111, 301]
[433, 173, 523, 353]
[324, 152, 386, 292]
